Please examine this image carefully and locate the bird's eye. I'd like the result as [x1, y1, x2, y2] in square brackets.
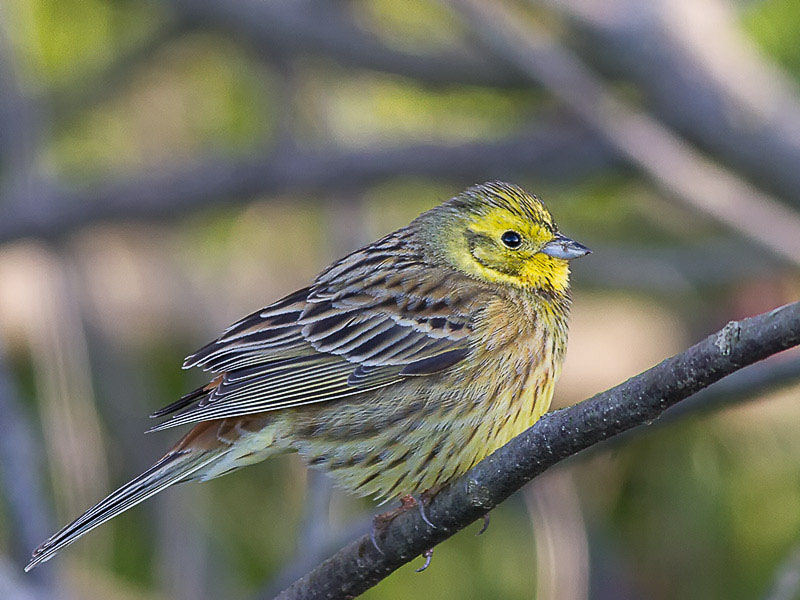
[501, 230, 522, 249]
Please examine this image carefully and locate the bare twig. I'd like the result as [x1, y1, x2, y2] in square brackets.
[656, 352, 800, 424]
[547, 0, 800, 203]
[274, 301, 800, 599]
[0, 124, 615, 245]
[602, 351, 800, 452]
[447, 0, 800, 265]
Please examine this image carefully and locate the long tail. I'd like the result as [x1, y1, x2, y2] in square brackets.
[26, 426, 229, 571]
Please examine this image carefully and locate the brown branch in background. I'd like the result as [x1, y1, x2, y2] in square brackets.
[166, 0, 524, 88]
[0, 123, 615, 245]
[546, 0, 800, 203]
[523, 471, 590, 600]
[274, 301, 800, 600]
[446, 0, 800, 266]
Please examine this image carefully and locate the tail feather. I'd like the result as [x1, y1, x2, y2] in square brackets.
[25, 447, 225, 571]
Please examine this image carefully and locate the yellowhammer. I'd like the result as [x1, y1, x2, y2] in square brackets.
[27, 181, 589, 570]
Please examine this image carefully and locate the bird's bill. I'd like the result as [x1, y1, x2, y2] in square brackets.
[540, 234, 591, 260]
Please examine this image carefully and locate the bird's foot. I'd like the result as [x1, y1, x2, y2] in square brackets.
[370, 495, 418, 553]
[369, 493, 438, 554]
[415, 547, 434, 573]
[416, 490, 438, 530]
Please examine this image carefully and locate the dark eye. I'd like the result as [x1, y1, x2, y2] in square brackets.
[500, 230, 522, 249]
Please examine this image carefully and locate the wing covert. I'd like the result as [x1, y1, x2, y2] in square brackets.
[150, 231, 480, 430]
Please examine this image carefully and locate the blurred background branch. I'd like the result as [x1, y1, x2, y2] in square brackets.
[0, 124, 615, 245]
[1, 0, 799, 598]
[0, 340, 54, 593]
[764, 543, 800, 600]
[448, 0, 800, 265]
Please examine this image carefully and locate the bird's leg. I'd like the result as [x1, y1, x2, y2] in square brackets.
[369, 494, 420, 553]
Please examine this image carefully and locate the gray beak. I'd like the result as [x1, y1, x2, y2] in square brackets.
[540, 233, 591, 260]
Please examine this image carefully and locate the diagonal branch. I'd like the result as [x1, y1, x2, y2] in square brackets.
[546, 0, 800, 204]
[447, 0, 800, 266]
[166, 0, 523, 88]
[275, 300, 800, 600]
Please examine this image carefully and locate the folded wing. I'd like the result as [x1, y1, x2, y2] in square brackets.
[149, 232, 479, 430]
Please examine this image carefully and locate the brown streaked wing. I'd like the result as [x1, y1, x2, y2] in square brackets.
[150, 232, 479, 429]
[147, 353, 405, 431]
[182, 287, 311, 373]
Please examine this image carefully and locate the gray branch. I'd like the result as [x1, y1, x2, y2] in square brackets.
[547, 0, 800, 203]
[274, 300, 800, 600]
[0, 342, 54, 591]
[166, 0, 523, 88]
[763, 544, 800, 600]
[0, 124, 614, 245]
[447, 0, 800, 265]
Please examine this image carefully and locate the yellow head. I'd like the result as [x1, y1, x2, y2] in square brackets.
[415, 182, 590, 294]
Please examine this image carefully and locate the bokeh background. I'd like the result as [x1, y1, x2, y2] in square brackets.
[2, 0, 800, 599]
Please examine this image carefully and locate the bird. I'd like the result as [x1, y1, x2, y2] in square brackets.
[26, 181, 590, 571]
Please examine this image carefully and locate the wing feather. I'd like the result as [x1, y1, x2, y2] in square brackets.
[151, 231, 484, 429]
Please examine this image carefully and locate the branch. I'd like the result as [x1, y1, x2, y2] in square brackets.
[546, 0, 800, 204]
[274, 300, 800, 600]
[572, 239, 784, 293]
[656, 351, 800, 424]
[0, 341, 54, 590]
[0, 23, 43, 198]
[257, 513, 374, 600]
[0, 124, 615, 245]
[447, 0, 800, 266]
[166, 0, 524, 88]
[169, 0, 800, 211]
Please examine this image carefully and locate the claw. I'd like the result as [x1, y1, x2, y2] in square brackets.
[370, 518, 385, 554]
[417, 495, 437, 530]
[476, 513, 490, 536]
[415, 548, 434, 573]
